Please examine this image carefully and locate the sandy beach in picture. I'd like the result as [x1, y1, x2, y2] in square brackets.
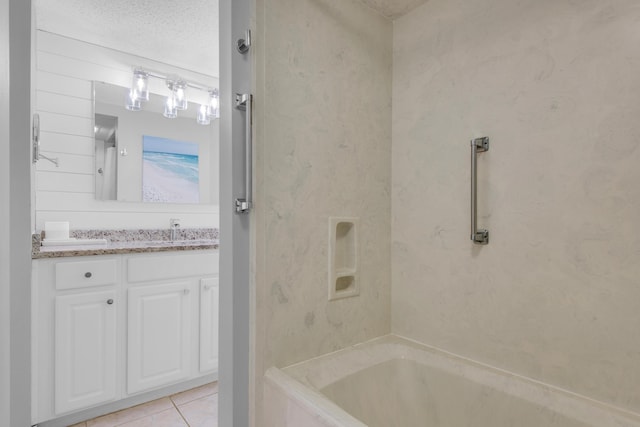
[142, 136, 200, 204]
[142, 159, 200, 203]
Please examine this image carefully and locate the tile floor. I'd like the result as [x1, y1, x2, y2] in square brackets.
[69, 382, 218, 427]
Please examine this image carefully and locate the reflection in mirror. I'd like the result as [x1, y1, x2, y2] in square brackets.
[94, 114, 118, 201]
[93, 81, 218, 205]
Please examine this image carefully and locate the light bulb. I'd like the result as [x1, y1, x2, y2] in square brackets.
[175, 81, 188, 110]
[197, 104, 211, 125]
[125, 88, 141, 111]
[208, 88, 219, 119]
[163, 92, 177, 119]
[132, 69, 149, 102]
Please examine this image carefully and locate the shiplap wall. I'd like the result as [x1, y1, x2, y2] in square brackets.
[34, 31, 220, 230]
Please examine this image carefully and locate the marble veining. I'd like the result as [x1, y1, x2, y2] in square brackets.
[254, 1, 392, 424]
[256, 0, 392, 370]
[392, 0, 640, 414]
[32, 228, 218, 259]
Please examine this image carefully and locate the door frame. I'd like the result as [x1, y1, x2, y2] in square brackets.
[5, 0, 255, 425]
[219, 0, 253, 426]
[8, 0, 33, 426]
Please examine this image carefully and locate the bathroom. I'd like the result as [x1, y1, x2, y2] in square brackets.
[3, 0, 640, 426]
[9, 1, 224, 426]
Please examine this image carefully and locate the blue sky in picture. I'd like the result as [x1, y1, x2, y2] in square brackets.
[143, 135, 199, 155]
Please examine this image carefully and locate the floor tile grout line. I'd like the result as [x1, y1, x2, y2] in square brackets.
[80, 383, 218, 427]
[170, 384, 218, 407]
[86, 398, 175, 427]
[107, 405, 185, 427]
[171, 396, 191, 427]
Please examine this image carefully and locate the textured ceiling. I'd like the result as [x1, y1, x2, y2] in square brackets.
[34, 0, 219, 77]
[359, 0, 430, 19]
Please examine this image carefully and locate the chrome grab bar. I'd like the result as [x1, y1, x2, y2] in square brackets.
[235, 93, 253, 214]
[470, 137, 489, 245]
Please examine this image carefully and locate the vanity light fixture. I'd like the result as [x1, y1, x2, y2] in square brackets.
[163, 80, 179, 119]
[125, 88, 142, 111]
[197, 104, 211, 125]
[132, 68, 149, 101]
[125, 67, 219, 125]
[207, 88, 220, 119]
[174, 80, 188, 110]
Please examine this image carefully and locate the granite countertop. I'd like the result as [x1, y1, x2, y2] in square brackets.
[32, 228, 219, 259]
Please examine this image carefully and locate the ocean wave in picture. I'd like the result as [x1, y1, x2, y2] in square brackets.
[142, 136, 200, 204]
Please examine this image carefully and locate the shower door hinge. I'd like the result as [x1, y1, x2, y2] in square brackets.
[235, 199, 251, 213]
[237, 29, 251, 54]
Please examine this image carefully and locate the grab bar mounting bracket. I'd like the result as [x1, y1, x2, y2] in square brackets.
[473, 136, 489, 152]
[237, 29, 251, 54]
[473, 229, 489, 245]
[235, 93, 249, 110]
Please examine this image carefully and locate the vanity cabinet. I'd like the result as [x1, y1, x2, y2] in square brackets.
[199, 277, 219, 373]
[54, 290, 117, 414]
[32, 250, 219, 424]
[127, 281, 193, 394]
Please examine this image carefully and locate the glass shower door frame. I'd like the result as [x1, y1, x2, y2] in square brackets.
[219, 0, 253, 426]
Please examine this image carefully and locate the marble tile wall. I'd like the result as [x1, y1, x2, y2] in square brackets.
[392, 0, 640, 414]
[254, 0, 392, 415]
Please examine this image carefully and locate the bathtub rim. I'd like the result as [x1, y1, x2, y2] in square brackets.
[271, 334, 640, 427]
[264, 366, 367, 427]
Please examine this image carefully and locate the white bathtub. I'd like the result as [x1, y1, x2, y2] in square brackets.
[264, 335, 640, 427]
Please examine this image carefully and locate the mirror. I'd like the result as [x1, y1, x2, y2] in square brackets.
[94, 81, 218, 204]
[94, 112, 118, 200]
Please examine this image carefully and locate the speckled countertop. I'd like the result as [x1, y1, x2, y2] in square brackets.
[32, 228, 219, 259]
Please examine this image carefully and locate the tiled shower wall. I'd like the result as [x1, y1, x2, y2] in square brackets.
[254, 0, 393, 415]
[392, 0, 640, 414]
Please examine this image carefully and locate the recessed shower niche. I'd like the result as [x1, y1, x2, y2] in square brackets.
[328, 217, 359, 301]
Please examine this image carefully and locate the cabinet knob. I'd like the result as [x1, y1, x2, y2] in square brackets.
[107, 299, 114, 305]
[184, 289, 190, 295]
[84, 272, 92, 278]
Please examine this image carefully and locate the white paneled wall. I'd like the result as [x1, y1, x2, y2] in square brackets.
[34, 31, 219, 230]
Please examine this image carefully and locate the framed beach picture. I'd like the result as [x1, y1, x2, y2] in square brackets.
[142, 136, 200, 203]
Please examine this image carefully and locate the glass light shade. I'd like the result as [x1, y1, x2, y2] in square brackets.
[132, 70, 149, 101]
[175, 82, 188, 110]
[197, 104, 211, 125]
[125, 89, 141, 111]
[208, 88, 219, 119]
[163, 93, 178, 118]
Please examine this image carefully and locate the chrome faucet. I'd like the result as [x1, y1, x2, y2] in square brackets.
[170, 218, 180, 241]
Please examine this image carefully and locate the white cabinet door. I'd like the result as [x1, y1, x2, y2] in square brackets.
[127, 282, 192, 394]
[199, 278, 219, 372]
[55, 290, 117, 414]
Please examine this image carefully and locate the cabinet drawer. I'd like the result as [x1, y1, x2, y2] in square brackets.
[55, 259, 118, 290]
[127, 252, 218, 283]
